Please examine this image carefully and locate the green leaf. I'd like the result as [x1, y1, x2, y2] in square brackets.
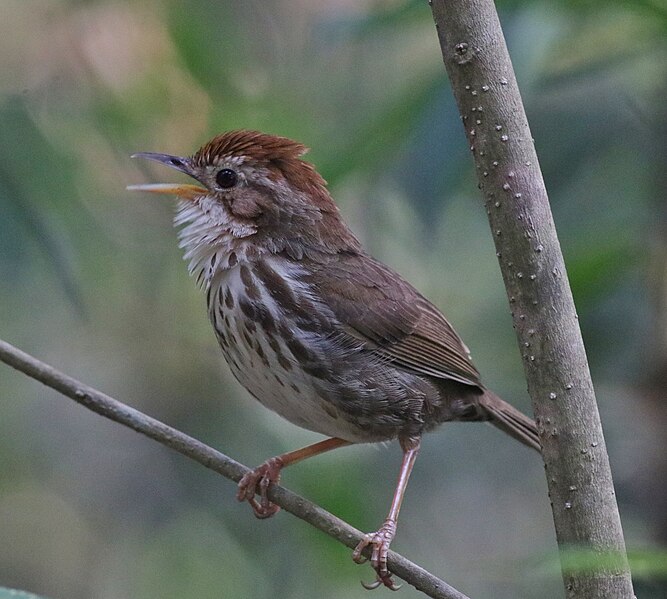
[0, 589, 52, 599]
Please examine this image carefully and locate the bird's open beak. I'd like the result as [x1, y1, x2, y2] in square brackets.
[127, 152, 206, 200]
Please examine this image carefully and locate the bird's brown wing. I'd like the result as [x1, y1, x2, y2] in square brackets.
[306, 253, 482, 388]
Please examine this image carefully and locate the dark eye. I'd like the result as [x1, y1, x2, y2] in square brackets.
[216, 168, 238, 189]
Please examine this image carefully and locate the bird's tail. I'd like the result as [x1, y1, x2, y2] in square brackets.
[480, 391, 541, 452]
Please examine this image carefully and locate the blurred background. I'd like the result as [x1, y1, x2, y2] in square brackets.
[0, 0, 665, 598]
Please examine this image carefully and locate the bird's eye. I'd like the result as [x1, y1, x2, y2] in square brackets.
[216, 168, 238, 189]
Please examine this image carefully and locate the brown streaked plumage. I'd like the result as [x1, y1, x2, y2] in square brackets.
[129, 130, 540, 590]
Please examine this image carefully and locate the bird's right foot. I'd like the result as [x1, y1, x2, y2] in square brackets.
[352, 519, 401, 591]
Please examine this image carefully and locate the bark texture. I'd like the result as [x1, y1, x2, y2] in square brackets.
[428, 1, 634, 597]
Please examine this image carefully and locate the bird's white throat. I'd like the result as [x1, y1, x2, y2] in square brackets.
[174, 198, 257, 286]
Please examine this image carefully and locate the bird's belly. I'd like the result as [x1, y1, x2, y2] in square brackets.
[221, 330, 373, 443]
[207, 265, 384, 443]
[232, 357, 368, 442]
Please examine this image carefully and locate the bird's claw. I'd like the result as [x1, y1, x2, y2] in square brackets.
[361, 576, 402, 591]
[352, 520, 401, 591]
[361, 578, 383, 590]
[236, 457, 283, 519]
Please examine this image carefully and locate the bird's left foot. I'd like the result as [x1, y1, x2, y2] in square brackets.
[236, 456, 284, 519]
[352, 519, 401, 591]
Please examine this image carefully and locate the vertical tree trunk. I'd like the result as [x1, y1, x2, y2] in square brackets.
[428, 1, 635, 597]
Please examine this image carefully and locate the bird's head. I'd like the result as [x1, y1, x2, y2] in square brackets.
[129, 130, 360, 263]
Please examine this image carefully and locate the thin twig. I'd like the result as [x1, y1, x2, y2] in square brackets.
[0, 338, 470, 599]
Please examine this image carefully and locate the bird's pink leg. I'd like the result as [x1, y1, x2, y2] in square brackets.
[237, 437, 350, 518]
[352, 436, 421, 591]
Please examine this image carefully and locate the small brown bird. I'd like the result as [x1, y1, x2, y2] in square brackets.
[129, 130, 540, 590]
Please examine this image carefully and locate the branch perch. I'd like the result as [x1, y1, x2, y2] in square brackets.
[429, 1, 634, 597]
[0, 338, 469, 599]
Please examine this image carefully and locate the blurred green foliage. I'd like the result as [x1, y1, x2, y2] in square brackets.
[0, 1, 665, 598]
[0, 588, 51, 599]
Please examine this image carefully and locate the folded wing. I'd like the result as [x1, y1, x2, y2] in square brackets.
[307, 253, 482, 388]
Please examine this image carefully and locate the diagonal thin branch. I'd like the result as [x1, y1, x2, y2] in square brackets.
[0, 338, 470, 599]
